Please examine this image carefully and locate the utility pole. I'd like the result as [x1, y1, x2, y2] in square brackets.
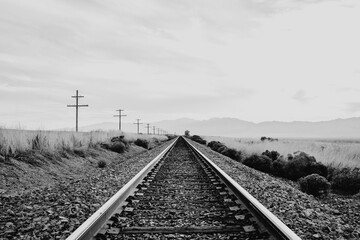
[134, 119, 143, 134]
[113, 109, 126, 131]
[145, 123, 151, 135]
[67, 90, 88, 132]
[152, 126, 156, 135]
[157, 128, 160, 135]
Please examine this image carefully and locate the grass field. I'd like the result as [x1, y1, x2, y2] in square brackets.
[0, 128, 168, 155]
[203, 136, 360, 168]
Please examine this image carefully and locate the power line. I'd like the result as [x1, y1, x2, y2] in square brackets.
[113, 109, 126, 131]
[134, 119, 143, 134]
[67, 90, 88, 132]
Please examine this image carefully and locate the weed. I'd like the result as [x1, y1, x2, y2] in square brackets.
[97, 160, 106, 168]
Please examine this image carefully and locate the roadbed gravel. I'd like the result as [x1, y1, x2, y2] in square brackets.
[0, 139, 175, 240]
[1, 137, 359, 240]
[189, 139, 360, 240]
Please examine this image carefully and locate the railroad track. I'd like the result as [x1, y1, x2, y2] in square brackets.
[67, 137, 301, 240]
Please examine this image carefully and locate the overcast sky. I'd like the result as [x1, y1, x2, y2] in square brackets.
[0, 0, 359, 130]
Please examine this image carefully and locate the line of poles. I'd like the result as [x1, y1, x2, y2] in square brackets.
[67, 90, 170, 135]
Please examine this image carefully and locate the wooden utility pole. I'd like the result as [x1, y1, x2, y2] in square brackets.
[67, 90, 88, 132]
[114, 109, 126, 131]
[145, 123, 151, 135]
[134, 119, 143, 134]
[157, 128, 160, 135]
[152, 126, 156, 135]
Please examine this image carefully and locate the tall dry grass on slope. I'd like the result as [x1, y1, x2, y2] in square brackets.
[203, 136, 360, 168]
[0, 128, 167, 155]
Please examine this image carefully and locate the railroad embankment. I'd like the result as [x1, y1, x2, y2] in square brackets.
[189, 139, 360, 240]
[0, 131, 174, 239]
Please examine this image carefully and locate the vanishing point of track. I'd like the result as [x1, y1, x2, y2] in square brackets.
[67, 137, 301, 240]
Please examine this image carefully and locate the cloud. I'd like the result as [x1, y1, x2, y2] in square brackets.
[292, 90, 313, 103]
[345, 102, 360, 113]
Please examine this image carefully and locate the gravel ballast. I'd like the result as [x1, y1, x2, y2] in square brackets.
[1, 137, 359, 240]
[0, 140, 175, 240]
[189, 139, 360, 240]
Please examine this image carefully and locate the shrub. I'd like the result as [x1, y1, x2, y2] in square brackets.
[312, 162, 328, 178]
[284, 152, 327, 180]
[73, 148, 86, 158]
[97, 160, 106, 168]
[108, 141, 127, 153]
[184, 130, 190, 137]
[299, 174, 330, 196]
[217, 145, 228, 154]
[331, 168, 360, 194]
[190, 135, 206, 145]
[242, 154, 273, 173]
[102, 136, 129, 153]
[222, 148, 242, 162]
[272, 157, 287, 177]
[207, 141, 224, 152]
[260, 136, 278, 142]
[134, 138, 149, 149]
[262, 150, 280, 161]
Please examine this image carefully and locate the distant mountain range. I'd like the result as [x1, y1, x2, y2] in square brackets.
[73, 117, 360, 138]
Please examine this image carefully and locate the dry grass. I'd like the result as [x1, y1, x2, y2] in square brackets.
[0, 128, 168, 155]
[203, 136, 360, 168]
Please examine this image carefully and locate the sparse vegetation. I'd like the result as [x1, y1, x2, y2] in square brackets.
[0, 129, 168, 160]
[205, 137, 360, 195]
[203, 136, 360, 168]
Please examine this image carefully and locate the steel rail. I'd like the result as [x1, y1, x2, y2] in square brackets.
[66, 137, 179, 240]
[184, 137, 302, 240]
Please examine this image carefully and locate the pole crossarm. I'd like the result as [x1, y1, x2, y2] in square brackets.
[67, 90, 88, 132]
[133, 119, 143, 134]
[114, 109, 126, 131]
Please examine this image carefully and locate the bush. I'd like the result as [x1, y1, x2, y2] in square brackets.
[184, 130, 190, 137]
[97, 160, 106, 168]
[207, 141, 224, 152]
[242, 154, 273, 173]
[109, 141, 127, 153]
[272, 157, 287, 177]
[134, 139, 149, 149]
[222, 148, 242, 162]
[260, 136, 278, 142]
[299, 174, 330, 196]
[284, 152, 327, 180]
[73, 148, 86, 158]
[331, 168, 360, 194]
[190, 135, 206, 145]
[262, 150, 280, 161]
[102, 136, 129, 153]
